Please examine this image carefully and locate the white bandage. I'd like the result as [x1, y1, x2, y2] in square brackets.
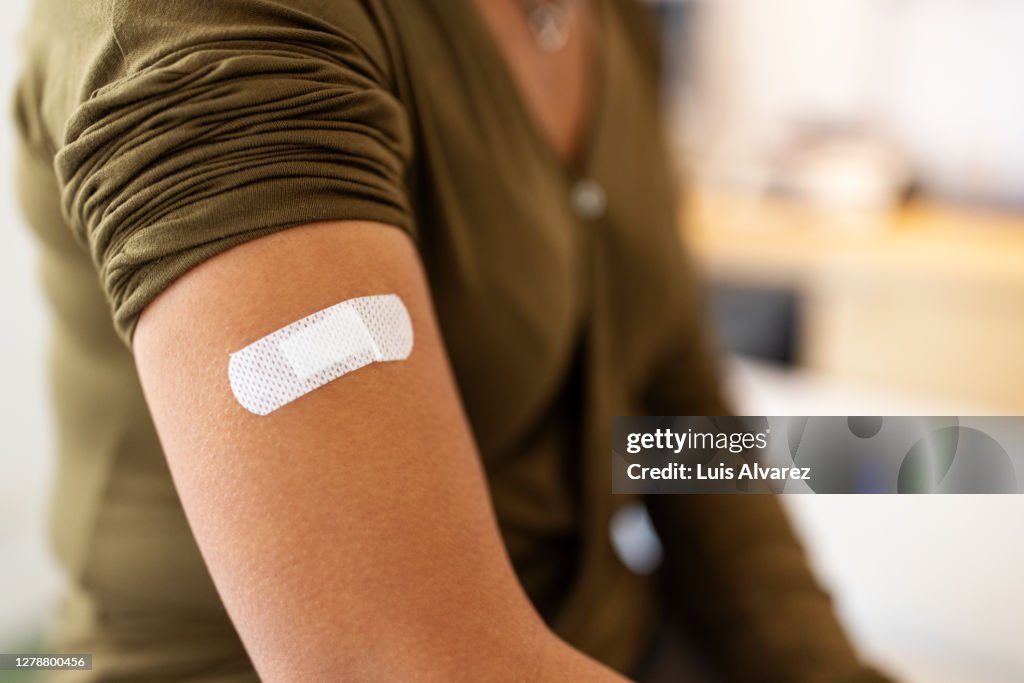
[228, 294, 413, 415]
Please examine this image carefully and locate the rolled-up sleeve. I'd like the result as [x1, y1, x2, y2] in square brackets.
[55, 0, 414, 343]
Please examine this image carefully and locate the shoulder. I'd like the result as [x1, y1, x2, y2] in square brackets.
[25, 0, 416, 344]
[108, 0, 400, 81]
[16, 0, 406, 154]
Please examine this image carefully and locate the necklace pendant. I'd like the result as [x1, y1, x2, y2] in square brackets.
[528, 4, 571, 53]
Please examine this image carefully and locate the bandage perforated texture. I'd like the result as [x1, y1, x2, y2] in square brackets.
[228, 294, 413, 415]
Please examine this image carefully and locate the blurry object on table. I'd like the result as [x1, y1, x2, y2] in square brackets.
[767, 124, 910, 215]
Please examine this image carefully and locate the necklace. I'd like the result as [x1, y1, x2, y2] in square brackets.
[517, 0, 582, 53]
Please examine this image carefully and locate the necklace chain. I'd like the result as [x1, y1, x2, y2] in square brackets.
[517, 0, 582, 53]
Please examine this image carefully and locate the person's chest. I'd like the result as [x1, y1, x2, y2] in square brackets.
[385, 0, 694, 454]
[468, 0, 597, 165]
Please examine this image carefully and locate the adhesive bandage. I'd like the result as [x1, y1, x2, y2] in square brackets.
[228, 294, 413, 415]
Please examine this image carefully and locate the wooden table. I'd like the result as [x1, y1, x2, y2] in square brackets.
[682, 189, 1024, 413]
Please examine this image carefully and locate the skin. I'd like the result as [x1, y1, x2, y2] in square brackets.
[134, 3, 625, 681]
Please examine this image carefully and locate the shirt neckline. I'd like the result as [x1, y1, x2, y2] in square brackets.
[458, 0, 611, 183]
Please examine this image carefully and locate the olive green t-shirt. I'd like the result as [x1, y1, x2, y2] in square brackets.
[15, 1, 887, 681]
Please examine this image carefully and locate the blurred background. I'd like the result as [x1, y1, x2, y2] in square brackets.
[2, 1, 1022, 681]
[653, 1, 1024, 681]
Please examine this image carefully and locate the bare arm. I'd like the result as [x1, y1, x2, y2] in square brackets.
[134, 221, 627, 682]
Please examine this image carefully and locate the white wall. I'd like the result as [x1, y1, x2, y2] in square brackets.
[693, 0, 1024, 206]
[882, 0, 1024, 205]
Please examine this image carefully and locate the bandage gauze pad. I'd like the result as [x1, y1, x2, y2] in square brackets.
[228, 294, 413, 415]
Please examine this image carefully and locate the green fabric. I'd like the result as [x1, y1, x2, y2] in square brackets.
[15, 0, 884, 681]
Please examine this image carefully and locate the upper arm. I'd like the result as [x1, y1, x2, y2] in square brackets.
[131, 220, 551, 680]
